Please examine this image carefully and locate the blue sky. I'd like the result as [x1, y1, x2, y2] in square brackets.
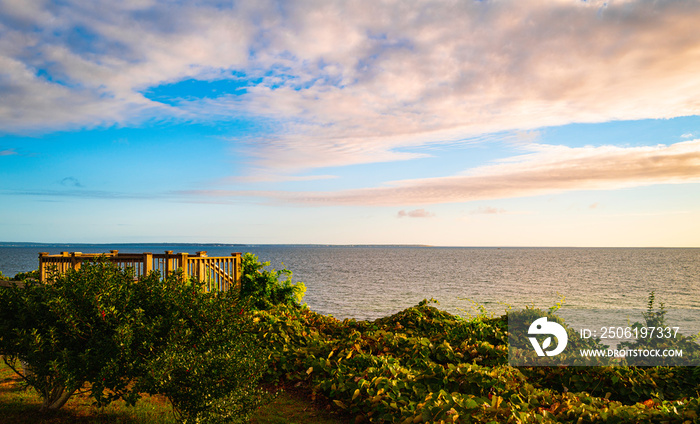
[1, 0, 700, 246]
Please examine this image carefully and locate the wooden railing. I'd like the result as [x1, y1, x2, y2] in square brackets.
[38, 250, 242, 291]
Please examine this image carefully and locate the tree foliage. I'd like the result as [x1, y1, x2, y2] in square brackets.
[239, 253, 306, 310]
[0, 259, 269, 422]
[11, 268, 40, 281]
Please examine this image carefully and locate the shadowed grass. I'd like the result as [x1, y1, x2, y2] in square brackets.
[0, 360, 175, 423]
[250, 386, 353, 424]
[1, 360, 350, 424]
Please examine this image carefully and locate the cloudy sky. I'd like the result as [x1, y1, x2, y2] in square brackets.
[1, 0, 699, 246]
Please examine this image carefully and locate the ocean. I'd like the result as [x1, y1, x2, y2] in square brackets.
[2, 244, 699, 339]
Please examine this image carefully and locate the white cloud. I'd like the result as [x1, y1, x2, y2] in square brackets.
[2, 0, 700, 175]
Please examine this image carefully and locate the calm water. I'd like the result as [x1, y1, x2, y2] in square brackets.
[2, 244, 699, 326]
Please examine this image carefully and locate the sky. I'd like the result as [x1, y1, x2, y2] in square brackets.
[1, 0, 700, 247]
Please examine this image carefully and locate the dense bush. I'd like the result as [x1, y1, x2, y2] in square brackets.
[254, 299, 700, 423]
[239, 253, 306, 310]
[0, 259, 270, 422]
[11, 268, 40, 281]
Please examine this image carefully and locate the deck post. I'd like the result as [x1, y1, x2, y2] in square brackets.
[195, 252, 207, 286]
[71, 252, 83, 271]
[177, 253, 189, 277]
[164, 251, 173, 276]
[143, 252, 153, 276]
[232, 252, 241, 290]
[38, 252, 49, 282]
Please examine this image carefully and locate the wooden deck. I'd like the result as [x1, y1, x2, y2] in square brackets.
[37, 250, 242, 291]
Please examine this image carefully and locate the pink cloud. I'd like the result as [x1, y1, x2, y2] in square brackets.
[470, 207, 507, 215]
[397, 209, 435, 218]
[183, 140, 700, 206]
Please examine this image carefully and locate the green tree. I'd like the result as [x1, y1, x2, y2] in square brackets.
[0, 259, 270, 422]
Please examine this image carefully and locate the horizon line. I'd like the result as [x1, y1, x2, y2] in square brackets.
[1, 241, 698, 249]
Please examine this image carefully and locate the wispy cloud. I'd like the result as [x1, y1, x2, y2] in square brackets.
[227, 172, 339, 184]
[0, 149, 17, 156]
[0, 189, 153, 200]
[398, 209, 435, 218]
[470, 207, 508, 215]
[2, 0, 700, 175]
[60, 176, 84, 188]
[183, 140, 700, 206]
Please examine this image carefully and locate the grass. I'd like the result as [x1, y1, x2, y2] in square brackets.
[0, 359, 175, 423]
[250, 386, 353, 424]
[0, 360, 350, 424]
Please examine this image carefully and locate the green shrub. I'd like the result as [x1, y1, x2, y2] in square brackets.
[254, 300, 700, 423]
[617, 291, 700, 367]
[0, 259, 270, 422]
[11, 269, 40, 281]
[239, 253, 306, 309]
[133, 283, 271, 424]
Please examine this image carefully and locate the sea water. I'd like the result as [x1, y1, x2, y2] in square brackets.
[1, 244, 698, 335]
